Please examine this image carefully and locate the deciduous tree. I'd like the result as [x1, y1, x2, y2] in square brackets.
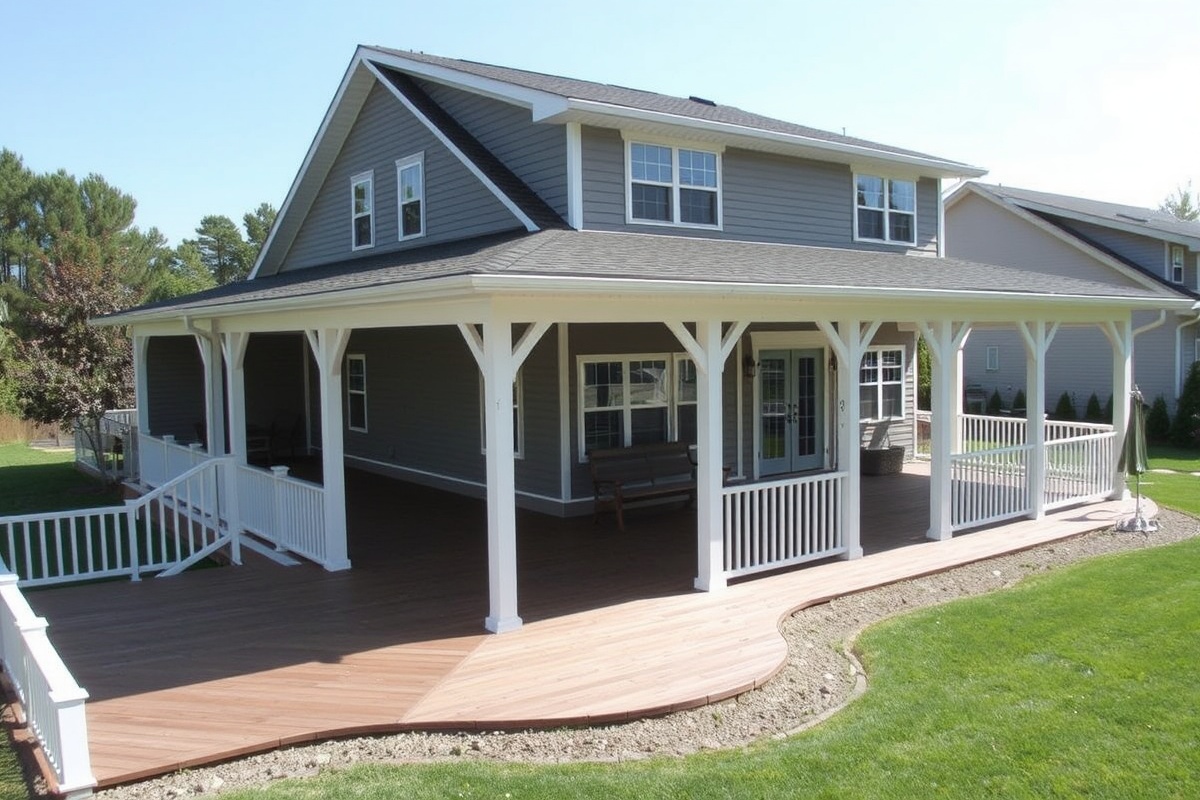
[1161, 182, 1200, 222]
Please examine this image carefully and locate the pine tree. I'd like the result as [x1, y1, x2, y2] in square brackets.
[1170, 362, 1200, 447]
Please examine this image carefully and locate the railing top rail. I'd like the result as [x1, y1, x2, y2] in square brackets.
[951, 443, 1032, 459]
[138, 456, 232, 503]
[723, 470, 848, 495]
[234, 462, 323, 490]
[0, 504, 125, 527]
[1045, 430, 1119, 444]
[1045, 420, 1115, 432]
[961, 413, 1026, 422]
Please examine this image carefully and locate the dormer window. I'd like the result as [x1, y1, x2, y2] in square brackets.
[396, 153, 425, 240]
[1170, 245, 1185, 284]
[627, 141, 721, 228]
[854, 175, 916, 245]
[351, 171, 374, 250]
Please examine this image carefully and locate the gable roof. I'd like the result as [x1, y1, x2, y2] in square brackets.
[252, 46, 986, 279]
[962, 183, 1200, 250]
[104, 229, 1189, 326]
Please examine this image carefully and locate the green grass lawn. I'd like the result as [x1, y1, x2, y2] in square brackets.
[219, 536, 1200, 800]
[1138, 445, 1200, 517]
[0, 444, 121, 516]
[1147, 445, 1200, 473]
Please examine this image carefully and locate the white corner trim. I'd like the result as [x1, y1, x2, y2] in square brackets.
[566, 122, 583, 230]
[363, 60, 539, 233]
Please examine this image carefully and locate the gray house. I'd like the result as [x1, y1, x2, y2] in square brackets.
[100, 47, 1191, 634]
[945, 182, 1200, 412]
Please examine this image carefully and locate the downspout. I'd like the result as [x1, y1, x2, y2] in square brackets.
[1175, 308, 1200, 398]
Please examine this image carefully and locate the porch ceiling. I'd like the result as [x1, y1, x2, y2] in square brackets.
[26, 466, 1144, 788]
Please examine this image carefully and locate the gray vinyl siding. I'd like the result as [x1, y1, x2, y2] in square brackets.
[963, 312, 1181, 415]
[339, 325, 559, 500]
[146, 336, 206, 443]
[243, 333, 308, 450]
[281, 83, 523, 272]
[415, 79, 568, 220]
[1052, 218, 1169, 279]
[580, 126, 938, 253]
[946, 192, 1149, 289]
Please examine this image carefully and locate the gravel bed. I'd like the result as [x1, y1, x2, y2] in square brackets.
[97, 509, 1200, 799]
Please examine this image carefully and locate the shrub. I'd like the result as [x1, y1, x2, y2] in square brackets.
[1084, 392, 1104, 422]
[987, 389, 1003, 415]
[1170, 361, 1200, 447]
[1013, 389, 1027, 416]
[1103, 393, 1113, 423]
[1052, 391, 1077, 421]
[1147, 395, 1172, 443]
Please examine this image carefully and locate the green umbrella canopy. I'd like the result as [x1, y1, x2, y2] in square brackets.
[1118, 389, 1149, 476]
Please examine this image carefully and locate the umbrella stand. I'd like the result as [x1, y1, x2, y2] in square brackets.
[1116, 471, 1158, 533]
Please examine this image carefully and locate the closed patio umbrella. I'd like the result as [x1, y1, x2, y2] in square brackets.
[1116, 388, 1158, 532]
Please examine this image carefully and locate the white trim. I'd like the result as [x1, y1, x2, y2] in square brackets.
[1169, 243, 1185, 284]
[557, 322, 572, 501]
[362, 60, 539, 233]
[345, 353, 368, 432]
[350, 171, 375, 251]
[853, 173, 916, 246]
[936, 177, 946, 258]
[859, 344, 907, 423]
[395, 152, 426, 242]
[749, 330, 834, 481]
[624, 137, 723, 230]
[576, 352, 676, 460]
[566, 122, 583, 230]
[985, 345, 999, 372]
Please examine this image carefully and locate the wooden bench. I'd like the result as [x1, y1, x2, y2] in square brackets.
[588, 442, 696, 531]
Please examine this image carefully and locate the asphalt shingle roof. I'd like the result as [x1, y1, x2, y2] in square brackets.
[107, 229, 1181, 323]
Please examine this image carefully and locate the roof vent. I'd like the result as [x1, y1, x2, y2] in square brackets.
[688, 95, 716, 106]
[1116, 212, 1149, 223]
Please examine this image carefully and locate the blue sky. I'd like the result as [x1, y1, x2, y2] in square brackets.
[5, 0, 1198, 246]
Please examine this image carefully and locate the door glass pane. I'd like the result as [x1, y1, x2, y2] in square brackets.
[762, 415, 785, 460]
[761, 357, 786, 459]
[795, 356, 817, 458]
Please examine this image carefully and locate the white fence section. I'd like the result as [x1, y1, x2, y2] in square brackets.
[1044, 431, 1118, 510]
[960, 414, 1027, 449]
[235, 465, 326, 563]
[950, 445, 1033, 530]
[0, 459, 233, 588]
[74, 409, 138, 483]
[722, 472, 846, 578]
[0, 574, 94, 797]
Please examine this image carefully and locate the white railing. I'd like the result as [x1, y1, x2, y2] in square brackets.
[722, 472, 846, 578]
[102, 408, 136, 427]
[73, 411, 138, 482]
[138, 435, 210, 491]
[235, 465, 326, 563]
[0, 458, 233, 588]
[950, 445, 1033, 530]
[1045, 419, 1114, 442]
[960, 413, 1027, 449]
[0, 574, 94, 797]
[1044, 431, 1117, 510]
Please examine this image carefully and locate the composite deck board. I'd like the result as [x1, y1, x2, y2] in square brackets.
[23, 464, 1143, 787]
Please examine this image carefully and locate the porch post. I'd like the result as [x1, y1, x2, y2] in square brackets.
[305, 328, 352, 571]
[221, 332, 250, 465]
[193, 326, 226, 456]
[952, 337, 968, 453]
[480, 317, 521, 632]
[917, 320, 971, 541]
[1104, 318, 1133, 499]
[133, 334, 150, 435]
[1018, 321, 1056, 519]
[694, 319, 726, 590]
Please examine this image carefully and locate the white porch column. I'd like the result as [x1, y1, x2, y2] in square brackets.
[917, 320, 971, 541]
[1017, 321, 1057, 519]
[817, 319, 879, 559]
[305, 328, 352, 572]
[193, 326, 226, 456]
[460, 318, 552, 632]
[952, 338, 968, 453]
[221, 332, 250, 464]
[1103, 319, 1133, 499]
[133, 334, 150, 435]
[665, 320, 746, 590]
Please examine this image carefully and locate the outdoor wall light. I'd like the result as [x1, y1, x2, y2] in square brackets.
[743, 355, 758, 379]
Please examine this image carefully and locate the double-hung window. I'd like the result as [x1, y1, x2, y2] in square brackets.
[351, 171, 374, 250]
[674, 356, 698, 446]
[580, 356, 677, 455]
[859, 347, 905, 421]
[396, 153, 425, 240]
[1170, 245, 1185, 284]
[628, 141, 720, 227]
[854, 175, 916, 245]
[346, 354, 367, 432]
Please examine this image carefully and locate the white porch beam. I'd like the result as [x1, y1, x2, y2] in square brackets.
[191, 323, 226, 457]
[917, 320, 971, 541]
[1017, 321, 1057, 519]
[305, 327, 352, 572]
[480, 315, 522, 631]
[132, 335, 150, 436]
[221, 332, 250, 465]
[1104, 318, 1133, 500]
[457, 322, 485, 369]
[692, 319, 727, 590]
[663, 321, 707, 374]
[511, 320, 553, 371]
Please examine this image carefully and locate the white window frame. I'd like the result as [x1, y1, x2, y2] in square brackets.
[479, 371, 524, 459]
[396, 153, 425, 242]
[346, 353, 368, 433]
[350, 171, 374, 251]
[1170, 244, 1185, 284]
[624, 138, 722, 230]
[853, 173, 917, 246]
[577, 353, 679, 461]
[985, 345, 1000, 372]
[859, 345, 907, 423]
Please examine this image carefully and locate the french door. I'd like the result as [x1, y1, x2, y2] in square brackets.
[758, 349, 824, 475]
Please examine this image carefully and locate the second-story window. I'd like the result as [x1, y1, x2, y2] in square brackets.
[396, 153, 425, 240]
[351, 171, 374, 250]
[628, 141, 720, 227]
[855, 175, 916, 245]
[1170, 245, 1185, 284]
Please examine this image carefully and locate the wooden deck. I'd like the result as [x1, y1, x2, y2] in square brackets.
[24, 464, 1144, 788]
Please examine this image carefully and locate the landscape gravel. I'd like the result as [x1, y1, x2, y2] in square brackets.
[95, 508, 1200, 799]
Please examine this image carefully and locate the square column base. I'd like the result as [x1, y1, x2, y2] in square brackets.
[694, 575, 727, 592]
[322, 558, 352, 572]
[926, 527, 952, 542]
[485, 615, 523, 633]
[841, 546, 864, 560]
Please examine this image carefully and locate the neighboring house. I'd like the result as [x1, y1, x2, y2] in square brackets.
[945, 182, 1200, 411]
[98, 47, 1192, 633]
